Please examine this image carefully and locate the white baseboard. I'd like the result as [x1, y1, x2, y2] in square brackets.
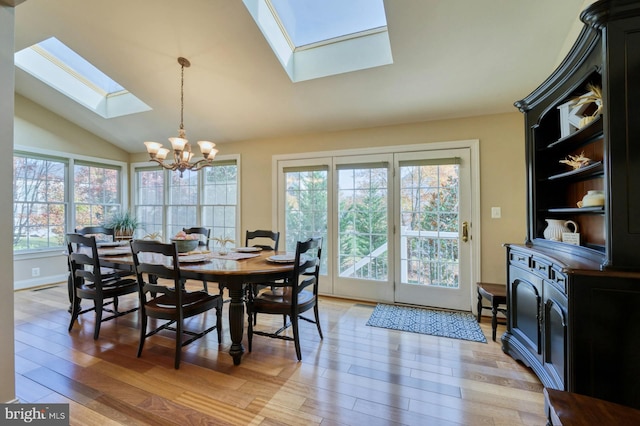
[14, 274, 68, 291]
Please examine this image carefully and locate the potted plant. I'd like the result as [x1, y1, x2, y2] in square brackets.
[105, 210, 140, 240]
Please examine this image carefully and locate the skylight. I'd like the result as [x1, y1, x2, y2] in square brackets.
[15, 37, 150, 119]
[243, 0, 393, 82]
[270, 0, 388, 48]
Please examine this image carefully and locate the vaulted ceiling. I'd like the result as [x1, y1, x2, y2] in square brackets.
[14, 0, 591, 153]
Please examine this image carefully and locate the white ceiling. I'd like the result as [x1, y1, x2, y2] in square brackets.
[14, 0, 591, 154]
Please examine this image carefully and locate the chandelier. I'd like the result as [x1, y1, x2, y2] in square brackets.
[143, 57, 218, 177]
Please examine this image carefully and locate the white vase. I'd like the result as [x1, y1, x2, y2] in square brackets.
[543, 219, 578, 241]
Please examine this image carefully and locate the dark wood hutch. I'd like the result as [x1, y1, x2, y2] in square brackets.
[503, 0, 640, 409]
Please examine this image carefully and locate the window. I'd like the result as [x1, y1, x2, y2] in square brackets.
[13, 152, 124, 252]
[269, 0, 387, 48]
[167, 169, 198, 237]
[202, 161, 238, 240]
[14, 37, 150, 118]
[243, 0, 392, 82]
[135, 168, 164, 238]
[74, 163, 121, 228]
[134, 160, 239, 242]
[13, 155, 67, 251]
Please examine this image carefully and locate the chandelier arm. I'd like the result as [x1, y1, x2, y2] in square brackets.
[150, 158, 179, 171]
[190, 159, 215, 172]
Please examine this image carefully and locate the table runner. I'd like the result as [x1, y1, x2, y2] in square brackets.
[207, 251, 261, 260]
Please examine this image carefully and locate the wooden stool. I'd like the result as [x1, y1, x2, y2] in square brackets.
[544, 388, 640, 425]
[476, 282, 507, 341]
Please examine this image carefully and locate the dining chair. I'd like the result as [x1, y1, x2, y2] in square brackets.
[66, 233, 139, 340]
[245, 229, 280, 251]
[130, 239, 223, 369]
[75, 226, 115, 242]
[75, 225, 135, 278]
[245, 229, 281, 312]
[246, 236, 323, 361]
[182, 227, 212, 292]
[183, 227, 211, 249]
[67, 226, 121, 309]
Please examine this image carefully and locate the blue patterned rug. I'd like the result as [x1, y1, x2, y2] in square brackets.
[366, 304, 487, 343]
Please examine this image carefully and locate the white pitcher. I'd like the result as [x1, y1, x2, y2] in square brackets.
[543, 219, 578, 241]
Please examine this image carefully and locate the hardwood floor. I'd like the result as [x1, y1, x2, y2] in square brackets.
[14, 283, 546, 425]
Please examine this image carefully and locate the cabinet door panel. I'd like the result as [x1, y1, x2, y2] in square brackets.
[544, 285, 567, 390]
[573, 275, 640, 408]
[606, 16, 640, 264]
[510, 266, 542, 357]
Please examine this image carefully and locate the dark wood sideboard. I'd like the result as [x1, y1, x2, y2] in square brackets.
[503, 0, 640, 410]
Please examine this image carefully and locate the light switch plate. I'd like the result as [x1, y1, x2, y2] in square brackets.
[491, 207, 501, 219]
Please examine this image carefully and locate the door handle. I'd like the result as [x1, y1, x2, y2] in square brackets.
[462, 221, 469, 243]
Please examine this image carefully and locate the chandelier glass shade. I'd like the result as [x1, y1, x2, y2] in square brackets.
[143, 57, 218, 177]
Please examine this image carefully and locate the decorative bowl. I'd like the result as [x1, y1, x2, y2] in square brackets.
[581, 190, 604, 207]
[171, 238, 199, 253]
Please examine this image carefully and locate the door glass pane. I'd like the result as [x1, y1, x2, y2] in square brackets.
[337, 166, 388, 281]
[285, 169, 328, 273]
[399, 163, 459, 288]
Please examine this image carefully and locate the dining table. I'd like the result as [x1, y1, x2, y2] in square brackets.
[96, 244, 296, 365]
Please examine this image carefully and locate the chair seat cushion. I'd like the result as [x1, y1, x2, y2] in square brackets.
[252, 289, 315, 312]
[146, 291, 221, 318]
[78, 278, 138, 298]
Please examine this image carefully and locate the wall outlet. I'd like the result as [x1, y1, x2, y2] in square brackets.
[31, 267, 40, 277]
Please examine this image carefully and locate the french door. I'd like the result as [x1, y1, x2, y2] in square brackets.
[393, 149, 472, 311]
[276, 144, 476, 311]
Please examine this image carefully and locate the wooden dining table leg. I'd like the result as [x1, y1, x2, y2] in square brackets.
[227, 285, 245, 365]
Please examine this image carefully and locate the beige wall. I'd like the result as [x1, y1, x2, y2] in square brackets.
[20, 88, 528, 292]
[133, 111, 527, 284]
[13, 94, 132, 290]
[15, 94, 130, 162]
[2, 2, 17, 404]
[238, 113, 527, 284]
[22, 96, 527, 291]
